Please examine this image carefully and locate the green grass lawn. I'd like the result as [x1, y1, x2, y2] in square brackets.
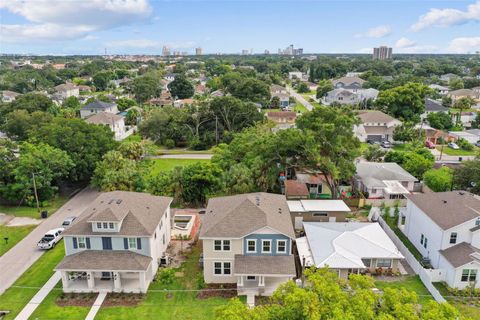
[383, 215, 423, 261]
[293, 103, 308, 113]
[0, 195, 68, 219]
[144, 158, 210, 178]
[433, 282, 480, 320]
[375, 276, 433, 305]
[0, 244, 65, 319]
[436, 145, 479, 156]
[0, 225, 36, 257]
[95, 242, 232, 320]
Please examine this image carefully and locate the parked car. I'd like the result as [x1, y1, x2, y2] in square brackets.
[425, 141, 436, 149]
[62, 216, 76, 227]
[37, 228, 64, 250]
[448, 142, 460, 150]
[381, 141, 392, 148]
[475, 141, 480, 148]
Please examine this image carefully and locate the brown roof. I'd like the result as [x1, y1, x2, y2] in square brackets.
[357, 110, 399, 124]
[85, 112, 123, 125]
[332, 76, 365, 86]
[1, 90, 20, 97]
[55, 83, 77, 91]
[267, 111, 296, 119]
[449, 89, 475, 97]
[439, 242, 480, 268]
[64, 191, 172, 237]
[200, 193, 295, 239]
[233, 255, 296, 276]
[56, 250, 152, 271]
[295, 172, 326, 185]
[407, 191, 480, 230]
[284, 180, 309, 197]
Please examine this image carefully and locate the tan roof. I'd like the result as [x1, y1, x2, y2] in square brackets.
[56, 250, 152, 271]
[295, 172, 327, 185]
[1, 90, 20, 97]
[233, 255, 296, 276]
[267, 111, 296, 119]
[55, 83, 77, 92]
[200, 193, 295, 239]
[285, 180, 309, 198]
[85, 112, 124, 125]
[357, 110, 398, 124]
[332, 76, 365, 86]
[407, 191, 480, 230]
[449, 89, 475, 97]
[439, 242, 480, 268]
[64, 191, 172, 236]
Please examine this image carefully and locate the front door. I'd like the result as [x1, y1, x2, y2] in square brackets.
[101, 272, 112, 280]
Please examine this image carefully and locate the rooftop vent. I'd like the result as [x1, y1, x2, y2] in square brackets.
[116, 199, 122, 204]
[146, 206, 150, 210]
[108, 199, 114, 204]
[278, 208, 282, 214]
[459, 191, 465, 195]
[443, 200, 447, 204]
[255, 195, 260, 206]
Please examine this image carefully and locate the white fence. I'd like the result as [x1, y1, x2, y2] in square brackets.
[376, 216, 446, 303]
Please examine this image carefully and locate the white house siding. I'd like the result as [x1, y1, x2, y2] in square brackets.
[203, 238, 242, 284]
[149, 208, 171, 275]
[440, 219, 479, 250]
[403, 201, 445, 267]
[439, 255, 480, 289]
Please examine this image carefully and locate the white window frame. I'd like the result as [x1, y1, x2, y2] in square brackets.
[262, 240, 272, 253]
[376, 259, 392, 268]
[246, 275, 256, 281]
[77, 237, 86, 249]
[103, 222, 108, 229]
[213, 240, 231, 252]
[97, 222, 102, 229]
[246, 239, 256, 253]
[276, 240, 287, 254]
[449, 232, 457, 244]
[213, 240, 222, 251]
[109, 222, 114, 229]
[213, 262, 222, 275]
[213, 261, 232, 276]
[128, 237, 137, 249]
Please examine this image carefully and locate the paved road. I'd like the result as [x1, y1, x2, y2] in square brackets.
[286, 86, 314, 111]
[148, 154, 213, 160]
[0, 187, 100, 295]
[430, 148, 475, 162]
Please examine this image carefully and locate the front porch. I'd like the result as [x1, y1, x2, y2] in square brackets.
[236, 275, 292, 297]
[60, 270, 149, 293]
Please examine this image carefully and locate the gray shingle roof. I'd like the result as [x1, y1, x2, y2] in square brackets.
[233, 255, 296, 276]
[64, 191, 173, 237]
[355, 162, 417, 188]
[199, 193, 295, 239]
[85, 112, 123, 125]
[357, 110, 398, 124]
[425, 98, 449, 112]
[439, 242, 480, 268]
[81, 101, 117, 110]
[407, 191, 480, 230]
[56, 250, 152, 271]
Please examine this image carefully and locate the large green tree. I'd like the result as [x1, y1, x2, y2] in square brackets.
[453, 160, 480, 194]
[1, 110, 53, 141]
[426, 112, 453, 130]
[424, 167, 453, 192]
[375, 83, 432, 123]
[316, 79, 334, 99]
[167, 74, 194, 99]
[131, 75, 161, 103]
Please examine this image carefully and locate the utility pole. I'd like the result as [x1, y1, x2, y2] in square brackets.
[32, 173, 40, 213]
[215, 115, 219, 145]
[301, 256, 306, 288]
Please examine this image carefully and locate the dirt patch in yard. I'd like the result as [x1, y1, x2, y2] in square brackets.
[102, 293, 146, 307]
[197, 283, 237, 299]
[56, 293, 97, 307]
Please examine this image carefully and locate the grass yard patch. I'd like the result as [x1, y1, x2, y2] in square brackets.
[144, 158, 210, 178]
[293, 103, 308, 113]
[0, 225, 36, 257]
[436, 145, 478, 156]
[375, 275, 433, 305]
[0, 195, 68, 219]
[95, 242, 232, 320]
[0, 244, 65, 319]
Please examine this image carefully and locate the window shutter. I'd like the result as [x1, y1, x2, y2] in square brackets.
[137, 238, 142, 250]
[124, 238, 128, 249]
[72, 237, 78, 249]
[86, 237, 91, 249]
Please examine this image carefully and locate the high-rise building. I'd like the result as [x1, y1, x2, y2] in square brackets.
[162, 46, 170, 57]
[278, 45, 303, 55]
[241, 49, 250, 55]
[373, 46, 392, 60]
[195, 47, 203, 55]
[264, 49, 270, 55]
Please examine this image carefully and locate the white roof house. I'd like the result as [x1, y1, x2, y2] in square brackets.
[287, 200, 351, 213]
[297, 222, 404, 270]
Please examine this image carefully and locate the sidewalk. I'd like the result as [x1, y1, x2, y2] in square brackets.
[14, 272, 61, 320]
[85, 292, 107, 320]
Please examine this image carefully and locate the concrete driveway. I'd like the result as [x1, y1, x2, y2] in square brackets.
[0, 187, 100, 295]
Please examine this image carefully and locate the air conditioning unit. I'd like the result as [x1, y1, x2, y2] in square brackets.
[159, 254, 170, 267]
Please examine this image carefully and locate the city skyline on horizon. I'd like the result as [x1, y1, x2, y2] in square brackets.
[1, 0, 479, 55]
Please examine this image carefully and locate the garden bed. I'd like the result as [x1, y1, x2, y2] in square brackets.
[103, 293, 146, 307]
[56, 292, 97, 307]
[197, 283, 237, 299]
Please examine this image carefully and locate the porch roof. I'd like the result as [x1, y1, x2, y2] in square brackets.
[56, 250, 152, 272]
[233, 255, 296, 276]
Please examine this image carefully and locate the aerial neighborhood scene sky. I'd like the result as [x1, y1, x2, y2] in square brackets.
[0, 0, 479, 55]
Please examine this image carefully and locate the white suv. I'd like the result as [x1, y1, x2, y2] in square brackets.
[37, 228, 64, 250]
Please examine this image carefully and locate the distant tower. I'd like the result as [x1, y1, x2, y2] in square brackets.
[373, 46, 392, 60]
[162, 46, 170, 56]
[195, 47, 203, 55]
[264, 49, 270, 55]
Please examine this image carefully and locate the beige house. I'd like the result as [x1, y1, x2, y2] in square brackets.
[199, 193, 296, 305]
[448, 89, 480, 103]
[354, 110, 402, 143]
[55, 83, 79, 99]
[266, 111, 296, 130]
[85, 112, 130, 141]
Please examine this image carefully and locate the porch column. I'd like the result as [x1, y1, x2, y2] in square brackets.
[259, 276, 265, 287]
[87, 271, 94, 289]
[237, 276, 244, 287]
[113, 272, 121, 291]
[61, 271, 69, 289]
[139, 272, 146, 292]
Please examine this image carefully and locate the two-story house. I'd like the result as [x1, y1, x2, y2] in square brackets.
[55, 191, 173, 293]
[400, 191, 480, 289]
[80, 101, 119, 119]
[353, 110, 402, 143]
[85, 112, 131, 141]
[54, 83, 79, 99]
[199, 193, 296, 302]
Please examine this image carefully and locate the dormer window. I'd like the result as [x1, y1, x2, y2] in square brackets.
[109, 222, 114, 229]
[103, 222, 108, 229]
[97, 222, 102, 229]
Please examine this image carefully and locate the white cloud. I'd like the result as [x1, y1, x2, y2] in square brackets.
[106, 39, 161, 48]
[395, 37, 416, 48]
[355, 25, 392, 38]
[411, 0, 480, 32]
[0, 0, 152, 43]
[447, 37, 480, 53]
[395, 45, 438, 54]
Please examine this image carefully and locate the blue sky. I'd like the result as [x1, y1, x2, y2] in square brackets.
[1, 0, 479, 55]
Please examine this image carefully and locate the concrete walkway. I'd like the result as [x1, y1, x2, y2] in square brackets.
[286, 86, 314, 111]
[0, 187, 100, 294]
[85, 292, 107, 320]
[14, 272, 61, 320]
[149, 154, 213, 160]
